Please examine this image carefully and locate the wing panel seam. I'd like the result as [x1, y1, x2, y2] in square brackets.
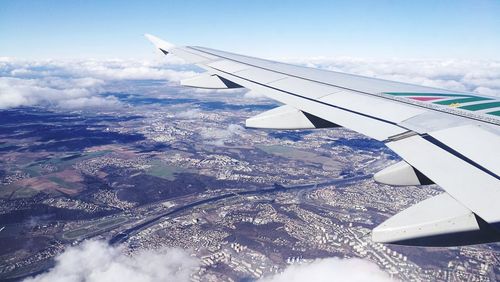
[419, 134, 499, 180]
[187, 46, 500, 126]
[208, 65, 406, 129]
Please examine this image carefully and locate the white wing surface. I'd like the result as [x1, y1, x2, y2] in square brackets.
[145, 34, 500, 246]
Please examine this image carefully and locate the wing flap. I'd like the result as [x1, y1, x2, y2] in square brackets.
[372, 193, 500, 246]
[245, 105, 339, 130]
[387, 133, 500, 225]
[374, 161, 433, 186]
[428, 125, 500, 176]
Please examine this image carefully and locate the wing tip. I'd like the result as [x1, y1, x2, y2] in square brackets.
[144, 33, 175, 52]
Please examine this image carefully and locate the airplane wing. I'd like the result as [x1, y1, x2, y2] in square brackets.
[145, 34, 500, 246]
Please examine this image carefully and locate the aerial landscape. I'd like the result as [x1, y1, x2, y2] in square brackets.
[0, 59, 498, 281]
[1, 1, 500, 281]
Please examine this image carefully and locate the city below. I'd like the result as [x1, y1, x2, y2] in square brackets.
[0, 80, 498, 281]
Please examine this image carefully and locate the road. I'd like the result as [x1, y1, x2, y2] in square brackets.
[109, 175, 369, 245]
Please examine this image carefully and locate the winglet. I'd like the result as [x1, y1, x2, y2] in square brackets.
[144, 33, 175, 55]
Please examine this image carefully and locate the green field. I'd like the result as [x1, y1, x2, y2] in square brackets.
[96, 217, 127, 229]
[256, 145, 317, 159]
[257, 144, 342, 171]
[47, 176, 79, 190]
[146, 160, 190, 180]
[24, 149, 112, 175]
[63, 227, 91, 239]
[10, 186, 40, 199]
[0, 185, 39, 199]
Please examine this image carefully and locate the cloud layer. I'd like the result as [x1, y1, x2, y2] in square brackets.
[0, 57, 198, 110]
[24, 240, 390, 282]
[24, 240, 198, 282]
[286, 57, 500, 97]
[260, 257, 392, 282]
[1, 56, 499, 110]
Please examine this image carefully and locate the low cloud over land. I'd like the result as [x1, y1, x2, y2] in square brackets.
[259, 257, 392, 282]
[200, 124, 246, 146]
[24, 240, 198, 282]
[25, 240, 392, 282]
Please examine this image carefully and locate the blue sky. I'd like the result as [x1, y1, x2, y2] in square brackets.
[1, 0, 500, 60]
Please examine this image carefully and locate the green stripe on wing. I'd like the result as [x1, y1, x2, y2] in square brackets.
[459, 102, 500, 111]
[384, 92, 500, 117]
[385, 92, 472, 97]
[434, 97, 492, 105]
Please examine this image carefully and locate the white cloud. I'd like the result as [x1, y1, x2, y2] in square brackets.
[67, 60, 197, 81]
[24, 240, 198, 282]
[200, 124, 245, 146]
[0, 77, 95, 109]
[283, 57, 500, 97]
[176, 109, 202, 119]
[2, 56, 499, 110]
[56, 96, 122, 109]
[260, 258, 393, 282]
[0, 58, 199, 110]
[244, 90, 269, 100]
[0, 58, 198, 82]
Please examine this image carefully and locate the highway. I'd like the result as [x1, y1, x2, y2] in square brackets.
[109, 175, 369, 245]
